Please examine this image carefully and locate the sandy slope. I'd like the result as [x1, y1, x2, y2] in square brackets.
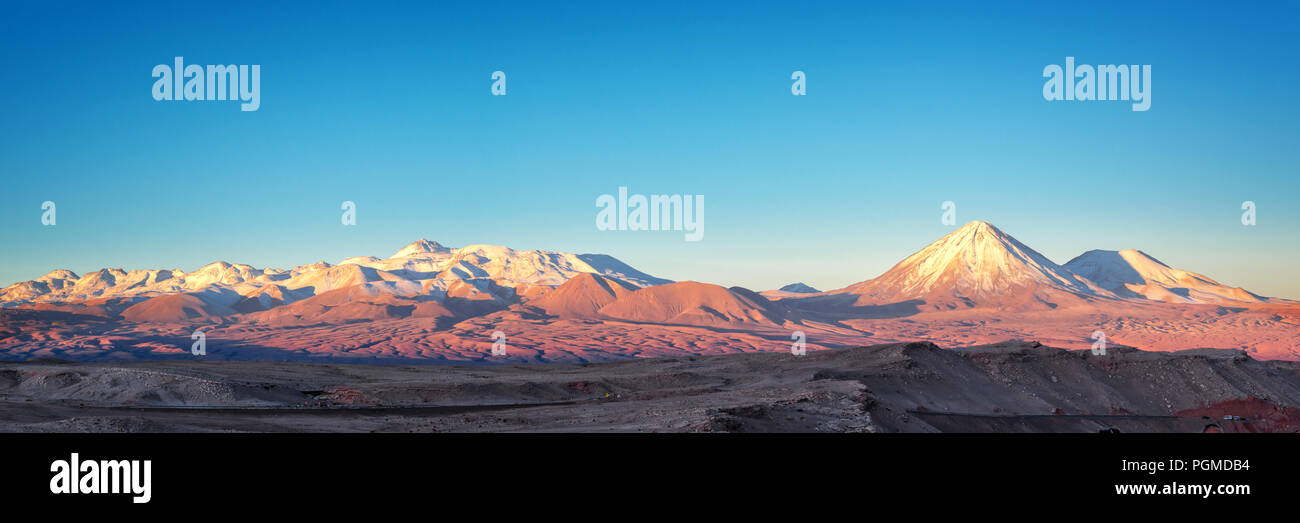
[595, 281, 789, 326]
[529, 273, 637, 318]
[3, 296, 1297, 363]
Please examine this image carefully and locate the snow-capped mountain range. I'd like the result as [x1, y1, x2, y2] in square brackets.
[3, 222, 1296, 363]
[0, 240, 672, 313]
[0, 223, 1283, 322]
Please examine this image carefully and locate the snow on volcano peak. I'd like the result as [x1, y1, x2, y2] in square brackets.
[391, 239, 451, 258]
[38, 269, 79, 282]
[1064, 249, 1268, 304]
[839, 221, 1113, 309]
[184, 261, 263, 287]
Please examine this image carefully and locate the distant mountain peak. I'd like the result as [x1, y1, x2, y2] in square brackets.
[39, 269, 79, 281]
[1066, 249, 1206, 288]
[392, 239, 451, 258]
[778, 283, 819, 293]
[1064, 248, 1266, 304]
[841, 221, 1110, 308]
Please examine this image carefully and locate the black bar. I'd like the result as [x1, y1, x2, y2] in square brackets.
[3, 433, 1288, 511]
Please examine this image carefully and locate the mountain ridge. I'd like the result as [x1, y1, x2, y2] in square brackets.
[0, 240, 670, 315]
[1063, 249, 1270, 305]
[0, 223, 1287, 327]
[3, 223, 1298, 362]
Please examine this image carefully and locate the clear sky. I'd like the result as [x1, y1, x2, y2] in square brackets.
[2, 1, 1297, 298]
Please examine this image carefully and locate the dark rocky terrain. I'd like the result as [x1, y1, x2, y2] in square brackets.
[2, 341, 1297, 433]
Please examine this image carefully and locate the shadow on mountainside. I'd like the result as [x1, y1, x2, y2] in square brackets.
[783, 294, 927, 319]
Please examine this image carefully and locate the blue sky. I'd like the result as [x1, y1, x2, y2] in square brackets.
[2, 1, 1298, 298]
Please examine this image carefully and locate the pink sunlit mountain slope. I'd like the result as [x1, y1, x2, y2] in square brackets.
[1, 223, 1297, 363]
[1063, 249, 1271, 305]
[834, 221, 1116, 310]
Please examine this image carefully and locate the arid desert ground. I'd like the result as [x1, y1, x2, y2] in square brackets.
[4, 341, 1298, 433]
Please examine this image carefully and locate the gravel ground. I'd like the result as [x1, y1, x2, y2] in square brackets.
[1, 341, 1297, 433]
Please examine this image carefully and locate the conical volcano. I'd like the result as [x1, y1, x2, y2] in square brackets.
[838, 221, 1114, 310]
